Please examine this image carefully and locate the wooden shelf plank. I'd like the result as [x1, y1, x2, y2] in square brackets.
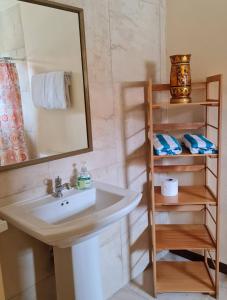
[152, 82, 206, 91]
[207, 99, 219, 103]
[152, 101, 219, 109]
[157, 261, 215, 294]
[156, 224, 215, 250]
[154, 164, 205, 173]
[152, 84, 170, 91]
[156, 204, 205, 212]
[154, 147, 218, 160]
[155, 186, 216, 207]
[153, 122, 205, 132]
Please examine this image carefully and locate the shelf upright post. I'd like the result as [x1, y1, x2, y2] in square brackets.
[205, 75, 222, 299]
[147, 79, 157, 297]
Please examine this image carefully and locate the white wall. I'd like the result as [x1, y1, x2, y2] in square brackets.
[0, 0, 17, 12]
[0, 1, 167, 299]
[166, 0, 227, 264]
[0, 3, 24, 54]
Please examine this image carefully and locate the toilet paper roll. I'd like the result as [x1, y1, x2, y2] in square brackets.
[161, 178, 178, 197]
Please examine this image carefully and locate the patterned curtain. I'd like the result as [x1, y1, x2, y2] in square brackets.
[0, 62, 29, 165]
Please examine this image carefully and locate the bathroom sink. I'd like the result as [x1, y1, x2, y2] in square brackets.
[0, 181, 142, 300]
[0, 181, 142, 247]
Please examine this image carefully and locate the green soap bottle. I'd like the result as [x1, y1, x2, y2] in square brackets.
[76, 162, 92, 190]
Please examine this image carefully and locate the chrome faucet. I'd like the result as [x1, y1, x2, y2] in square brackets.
[53, 176, 70, 198]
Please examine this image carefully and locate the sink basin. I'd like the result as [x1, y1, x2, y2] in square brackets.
[0, 181, 142, 247]
[0, 181, 142, 300]
[30, 187, 123, 225]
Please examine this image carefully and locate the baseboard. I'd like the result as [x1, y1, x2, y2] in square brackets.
[170, 250, 227, 275]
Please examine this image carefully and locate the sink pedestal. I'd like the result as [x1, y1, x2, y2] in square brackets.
[54, 236, 104, 300]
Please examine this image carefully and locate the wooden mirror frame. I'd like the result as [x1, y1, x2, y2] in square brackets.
[0, 0, 93, 172]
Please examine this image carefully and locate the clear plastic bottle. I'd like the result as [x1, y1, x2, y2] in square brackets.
[76, 162, 92, 190]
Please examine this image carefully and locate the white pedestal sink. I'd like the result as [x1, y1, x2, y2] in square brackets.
[0, 182, 142, 300]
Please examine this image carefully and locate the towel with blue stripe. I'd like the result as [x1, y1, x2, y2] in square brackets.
[154, 134, 182, 156]
[183, 134, 218, 154]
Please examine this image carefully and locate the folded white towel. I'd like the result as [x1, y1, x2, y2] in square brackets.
[31, 71, 71, 109]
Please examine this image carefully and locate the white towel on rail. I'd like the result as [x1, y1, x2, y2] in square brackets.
[31, 71, 71, 109]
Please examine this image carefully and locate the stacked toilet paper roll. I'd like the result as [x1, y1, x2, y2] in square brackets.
[161, 178, 178, 197]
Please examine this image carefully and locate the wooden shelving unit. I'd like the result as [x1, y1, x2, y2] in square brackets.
[145, 75, 222, 298]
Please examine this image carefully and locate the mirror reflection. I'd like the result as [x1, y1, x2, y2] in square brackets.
[0, 0, 91, 167]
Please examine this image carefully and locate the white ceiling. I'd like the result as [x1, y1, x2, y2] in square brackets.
[0, 0, 17, 12]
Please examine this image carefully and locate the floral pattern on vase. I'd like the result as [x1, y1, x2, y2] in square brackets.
[0, 62, 29, 166]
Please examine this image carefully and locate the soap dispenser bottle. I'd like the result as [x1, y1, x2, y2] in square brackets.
[76, 162, 92, 190]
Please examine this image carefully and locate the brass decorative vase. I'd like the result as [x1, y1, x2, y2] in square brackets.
[170, 54, 191, 103]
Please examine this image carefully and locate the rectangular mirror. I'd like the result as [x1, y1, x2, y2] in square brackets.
[0, 0, 92, 171]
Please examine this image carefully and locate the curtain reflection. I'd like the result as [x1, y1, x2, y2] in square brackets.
[0, 62, 29, 166]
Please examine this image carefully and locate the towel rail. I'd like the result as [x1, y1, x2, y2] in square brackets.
[0, 56, 26, 62]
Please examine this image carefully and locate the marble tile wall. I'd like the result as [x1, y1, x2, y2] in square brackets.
[0, 0, 166, 299]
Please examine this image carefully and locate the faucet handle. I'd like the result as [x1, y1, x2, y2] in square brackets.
[55, 176, 62, 187]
